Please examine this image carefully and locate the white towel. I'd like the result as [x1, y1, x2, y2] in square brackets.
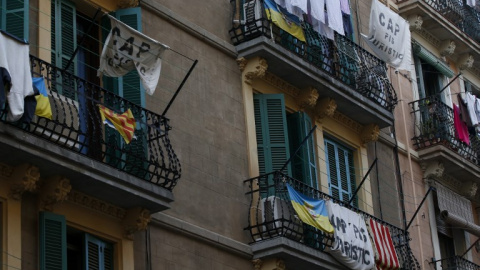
[0, 32, 34, 122]
[466, 92, 479, 126]
[289, 0, 308, 18]
[326, 0, 344, 36]
[310, 0, 325, 23]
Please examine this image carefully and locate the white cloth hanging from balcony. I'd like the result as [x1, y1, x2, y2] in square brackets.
[327, 201, 375, 270]
[98, 15, 169, 96]
[361, 0, 412, 71]
[467, 0, 476, 7]
[0, 31, 34, 122]
[285, 0, 308, 19]
[465, 92, 479, 126]
[309, 0, 325, 23]
[325, 0, 345, 36]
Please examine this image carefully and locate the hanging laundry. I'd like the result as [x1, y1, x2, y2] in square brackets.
[0, 32, 34, 122]
[467, 0, 476, 7]
[340, 0, 351, 15]
[264, 0, 306, 41]
[327, 201, 375, 270]
[286, 183, 334, 233]
[458, 94, 473, 127]
[309, 0, 325, 24]
[285, 0, 308, 19]
[98, 105, 136, 144]
[465, 92, 479, 126]
[475, 97, 480, 127]
[453, 103, 470, 145]
[33, 77, 52, 120]
[313, 10, 335, 40]
[367, 218, 400, 270]
[325, 0, 345, 36]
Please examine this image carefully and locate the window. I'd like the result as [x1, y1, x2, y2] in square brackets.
[324, 137, 357, 206]
[253, 94, 318, 191]
[0, 0, 29, 41]
[39, 211, 114, 270]
[414, 56, 444, 101]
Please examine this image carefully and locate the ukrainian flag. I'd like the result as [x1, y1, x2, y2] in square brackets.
[286, 183, 334, 234]
[264, 0, 306, 42]
[98, 105, 136, 144]
[33, 77, 52, 119]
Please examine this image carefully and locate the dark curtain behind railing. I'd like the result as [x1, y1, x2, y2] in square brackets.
[409, 95, 480, 166]
[229, 0, 398, 111]
[0, 55, 181, 190]
[244, 171, 421, 269]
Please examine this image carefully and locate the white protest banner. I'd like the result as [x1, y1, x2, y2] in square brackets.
[361, 0, 411, 70]
[327, 201, 375, 270]
[98, 15, 169, 95]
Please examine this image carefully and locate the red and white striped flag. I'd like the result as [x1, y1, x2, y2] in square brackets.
[368, 218, 400, 270]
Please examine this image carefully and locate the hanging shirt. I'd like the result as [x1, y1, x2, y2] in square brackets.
[326, 0, 345, 35]
[309, 0, 325, 23]
[465, 92, 479, 126]
[0, 32, 34, 122]
[453, 104, 470, 145]
[340, 0, 351, 15]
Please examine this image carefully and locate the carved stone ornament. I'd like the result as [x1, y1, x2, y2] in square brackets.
[0, 162, 13, 178]
[421, 161, 444, 180]
[244, 58, 268, 84]
[68, 190, 126, 219]
[297, 87, 319, 109]
[9, 164, 40, 200]
[315, 97, 337, 119]
[117, 0, 139, 9]
[439, 40, 456, 56]
[40, 176, 72, 211]
[462, 181, 478, 199]
[252, 259, 263, 270]
[408, 15, 423, 31]
[123, 207, 151, 239]
[361, 124, 380, 144]
[237, 57, 248, 72]
[274, 259, 286, 270]
[459, 54, 474, 70]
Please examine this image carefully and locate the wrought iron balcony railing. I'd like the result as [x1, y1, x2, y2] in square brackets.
[437, 255, 480, 270]
[229, 0, 398, 111]
[0, 55, 181, 190]
[409, 95, 480, 165]
[244, 171, 421, 269]
[398, 0, 480, 43]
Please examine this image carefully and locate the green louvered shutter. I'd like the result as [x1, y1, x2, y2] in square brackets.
[39, 212, 66, 270]
[84, 233, 113, 270]
[287, 111, 317, 188]
[325, 138, 357, 206]
[254, 94, 291, 197]
[52, 0, 76, 99]
[1, 0, 28, 41]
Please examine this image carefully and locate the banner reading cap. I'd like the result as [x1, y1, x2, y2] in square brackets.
[361, 0, 411, 70]
[98, 15, 169, 95]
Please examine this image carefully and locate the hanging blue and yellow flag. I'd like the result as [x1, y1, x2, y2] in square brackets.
[33, 77, 52, 119]
[286, 183, 334, 234]
[263, 0, 306, 42]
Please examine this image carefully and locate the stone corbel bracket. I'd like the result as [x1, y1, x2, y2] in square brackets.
[40, 176, 72, 211]
[421, 161, 445, 181]
[9, 164, 40, 200]
[408, 15, 423, 32]
[458, 54, 474, 70]
[462, 180, 478, 199]
[252, 259, 263, 270]
[315, 97, 337, 120]
[439, 40, 456, 56]
[361, 124, 380, 145]
[123, 207, 151, 239]
[297, 87, 319, 110]
[240, 57, 268, 85]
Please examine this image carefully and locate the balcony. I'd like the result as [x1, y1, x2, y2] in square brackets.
[410, 96, 480, 180]
[0, 55, 181, 212]
[244, 171, 420, 269]
[229, 0, 397, 128]
[397, 0, 480, 67]
[437, 256, 480, 269]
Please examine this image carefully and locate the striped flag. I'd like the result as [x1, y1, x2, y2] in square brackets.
[98, 105, 136, 144]
[368, 218, 400, 270]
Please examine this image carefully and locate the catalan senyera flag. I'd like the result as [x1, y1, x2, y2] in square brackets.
[98, 105, 136, 144]
[368, 218, 400, 270]
[286, 183, 334, 234]
[264, 0, 306, 42]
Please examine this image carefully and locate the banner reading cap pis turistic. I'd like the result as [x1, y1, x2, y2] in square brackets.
[361, 0, 411, 71]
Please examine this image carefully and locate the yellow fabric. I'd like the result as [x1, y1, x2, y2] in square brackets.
[265, 8, 306, 42]
[291, 200, 334, 233]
